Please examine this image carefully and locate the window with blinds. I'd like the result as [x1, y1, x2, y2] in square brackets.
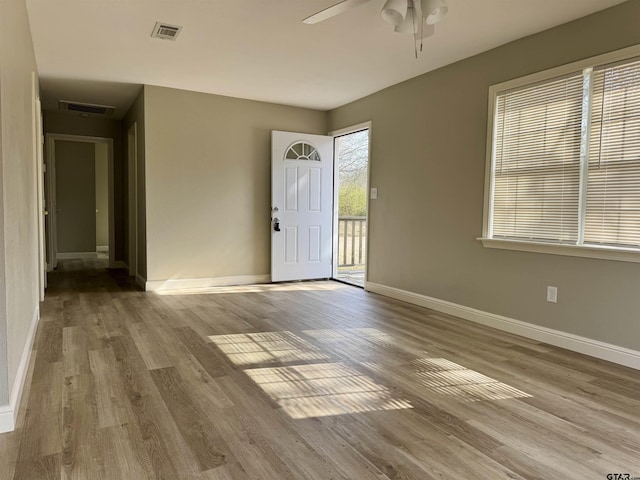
[585, 59, 640, 248]
[487, 54, 640, 252]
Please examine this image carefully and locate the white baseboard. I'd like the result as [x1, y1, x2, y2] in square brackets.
[0, 306, 40, 433]
[135, 274, 147, 290]
[365, 282, 640, 371]
[145, 274, 271, 292]
[57, 251, 97, 260]
[96, 245, 109, 252]
[0, 405, 12, 434]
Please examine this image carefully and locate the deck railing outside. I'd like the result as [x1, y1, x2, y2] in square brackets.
[338, 216, 366, 267]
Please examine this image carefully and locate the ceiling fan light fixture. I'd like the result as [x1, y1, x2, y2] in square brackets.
[394, 2, 417, 34]
[420, 0, 448, 25]
[381, 0, 408, 26]
[417, 23, 435, 39]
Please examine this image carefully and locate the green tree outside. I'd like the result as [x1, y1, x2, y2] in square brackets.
[337, 130, 368, 217]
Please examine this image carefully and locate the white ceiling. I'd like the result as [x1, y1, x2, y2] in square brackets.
[26, 0, 628, 118]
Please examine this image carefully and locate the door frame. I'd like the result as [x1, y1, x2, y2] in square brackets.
[46, 133, 115, 269]
[329, 121, 372, 287]
[127, 123, 138, 278]
[36, 102, 45, 297]
[31, 72, 46, 300]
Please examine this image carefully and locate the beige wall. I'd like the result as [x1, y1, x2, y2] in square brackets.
[143, 85, 327, 282]
[95, 143, 109, 248]
[0, 0, 39, 405]
[44, 111, 124, 260]
[55, 140, 96, 253]
[328, 0, 640, 351]
[122, 88, 146, 279]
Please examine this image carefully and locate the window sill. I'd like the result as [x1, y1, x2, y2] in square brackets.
[477, 237, 640, 263]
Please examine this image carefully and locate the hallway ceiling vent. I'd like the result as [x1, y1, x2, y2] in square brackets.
[58, 100, 116, 117]
[151, 22, 182, 41]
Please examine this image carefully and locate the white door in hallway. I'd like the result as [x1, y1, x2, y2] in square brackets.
[271, 131, 334, 282]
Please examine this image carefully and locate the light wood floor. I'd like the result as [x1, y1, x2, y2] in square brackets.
[1, 259, 639, 479]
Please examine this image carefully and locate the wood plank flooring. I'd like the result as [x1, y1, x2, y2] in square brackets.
[1, 258, 639, 479]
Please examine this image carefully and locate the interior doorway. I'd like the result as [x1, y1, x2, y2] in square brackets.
[332, 126, 370, 287]
[46, 134, 114, 269]
[127, 123, 138, 278]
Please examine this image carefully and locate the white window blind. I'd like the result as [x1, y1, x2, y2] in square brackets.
[585, 58, 640, 248]
[486, 51, 640, 257]
[492, 74, 584, 243]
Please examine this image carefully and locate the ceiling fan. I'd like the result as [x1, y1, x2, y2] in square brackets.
[303, 0, 448, 57]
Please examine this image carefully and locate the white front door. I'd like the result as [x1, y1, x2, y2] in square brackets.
[271, 131, 334, 282]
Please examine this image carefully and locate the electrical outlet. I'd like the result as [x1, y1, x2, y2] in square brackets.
[547, 286, 558, 303]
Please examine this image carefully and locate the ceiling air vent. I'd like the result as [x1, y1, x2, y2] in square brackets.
[59, 100, 115, 117]
[151, 22, 182, 41]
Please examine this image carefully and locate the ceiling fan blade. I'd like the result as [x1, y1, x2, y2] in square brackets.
[303, 0, 372, 24]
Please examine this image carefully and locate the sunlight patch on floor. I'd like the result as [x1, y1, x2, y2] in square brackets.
[410, 357, 532, 402]
[208, 331, 329, 366]
[210, 327, 528, 416]
[245, 363, 412, 419]
[302, 328, 397, 349]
